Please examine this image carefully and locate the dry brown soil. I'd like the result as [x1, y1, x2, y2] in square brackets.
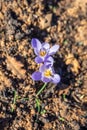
[0, 0, 87, 130]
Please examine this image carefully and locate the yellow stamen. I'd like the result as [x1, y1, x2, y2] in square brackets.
[44, 69, 52, 77]
[39, 50, 46, 57]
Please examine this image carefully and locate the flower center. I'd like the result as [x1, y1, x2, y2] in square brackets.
[39, 50, 46, 57]
[44, 69, 52, 77]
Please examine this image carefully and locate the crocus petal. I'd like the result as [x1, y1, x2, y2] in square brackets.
[35, 56, 43, 63]
[34, 49, 39, 55]
[39, 64, 53, 72]
[44, 56, 54, 67]
[31, 72, 42, 81]
[52, 74, 60, 84]
[49, 45, 59, 55]
[42, 76, 51, 83]
[31, 38, 42, 51]
[42, 43, 50, 50]
[39, 64, 46, 72]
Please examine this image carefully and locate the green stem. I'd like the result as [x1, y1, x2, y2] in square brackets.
[36, 83, 47, 97]
[35, 98, 40, 113]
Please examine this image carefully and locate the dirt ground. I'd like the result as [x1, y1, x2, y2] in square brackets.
[0, 0, 87, 130]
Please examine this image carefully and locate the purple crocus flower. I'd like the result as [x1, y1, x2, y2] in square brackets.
[31, 65, 60, 84]
[44, 56, 54, 68]
[31, 38, 59, 64]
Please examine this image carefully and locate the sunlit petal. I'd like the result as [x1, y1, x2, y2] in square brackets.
[42, 43, 50, 50]
[49, 45, 59, 55]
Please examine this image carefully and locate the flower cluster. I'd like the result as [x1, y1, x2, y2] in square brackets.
[31, 38, 60, 84]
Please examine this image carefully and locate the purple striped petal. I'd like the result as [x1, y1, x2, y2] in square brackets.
[31, 72, 42, 81]
[31, 38, 42, 51]
[44, 56, 54, 67]
[35, 56, 43, 63]
[52, 74, 60, 84]
[49, 45, 59, 55]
